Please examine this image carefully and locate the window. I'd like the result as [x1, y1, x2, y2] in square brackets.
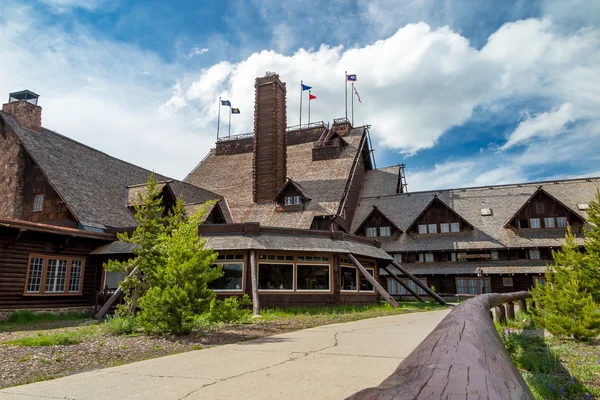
[341, 266, 357, 291]
[451, 252, 457, 262]
[530, 218, 541, 229]
[450, 222, 460, 233]
[456, 278, 491, 295]
[209, 262, 244, 291]
[440, 223, 450, 233]
[359, 268, 375, 292]
[104, 271, 126, 290]
[533, 276, 546, 286]
[284, 196, 302, 206]
[259, 255, 294, 261]
[365, 227, 377, 237]
[518, 219, 529, 228]
[393, 253, 402, 263]
[491, 251, 499, 260]
[529, 249, 541, 260]
[502, 277, 514, 287]
[388, 278, 427, 295]
[258, 263, 293, 290]
[578, 203, 590, 211]
[216, 254, 244, 260]
[296, 265, 330, 290]
[33, 194, 44, 212]
[556, 217, 568, 228]
[544, 217, 556, 228]
[297, 255, 329, 262]
[428, 224, 437, 234]
[419, 253, 434, 263]
[481, 208, 493, 216]
[379, 226, 391, 237]
[24, 255, 85, 295]
[418, 224, 427, 234]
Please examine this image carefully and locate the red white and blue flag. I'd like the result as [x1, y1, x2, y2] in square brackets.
[353, 86, 362, 103]
[346, 74, 357, 82]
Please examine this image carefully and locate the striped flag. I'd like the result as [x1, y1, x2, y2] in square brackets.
[353, 86, 362, 103]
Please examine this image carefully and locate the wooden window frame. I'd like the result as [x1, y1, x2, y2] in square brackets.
[387, 277, 428, 295]
[24, 254, 86, 296]
[257, 262, 295, 293]
[210, 260, 246, 293]
[365, 227, 377, 237]
[379, 226, 391, 237]
[295, 263, 331, 292]
[455, 277, 491, 295]
[340, 260, 377, 294]
[32, 194, 45, 213]
[502, 277, 514, 287]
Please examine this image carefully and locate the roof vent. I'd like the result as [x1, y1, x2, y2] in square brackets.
[481, 208, 493, 216]
[578, 203, 590, 211]
[8, 90, 39, 105]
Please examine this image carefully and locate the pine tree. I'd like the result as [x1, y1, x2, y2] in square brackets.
[530, 190, 600, 341]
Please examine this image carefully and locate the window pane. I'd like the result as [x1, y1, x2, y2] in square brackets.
[418, 253, 424, 262]
[425, 253, 434, 263]
[33, 194, 44, 212]
[544, 217, 555, 228]
[428, 224, 437, 234]
[209, 262, 244, 290]
[451, 222, 460, 232]
[529, 250, 540, 260]
[46, 259, 67, 293]
[418, 224, 427, 234]
[556, 217, 568, 227]
[297, 265, 330, 290]
[258, 263, 293, 290]
[491, 251, 499, 260]
[69, 260, 83, 292]
[387, 279, 397, 295]
[393, 253, 402, 263]
[457, 278, 480, 295]
[451, 252, 457, 261]
[27, 257, 44, 293]
[341, 266, 357, 290]
[359, 268, 374, 291]
[379, 226, 391, 236]
[440, 223, 450, 233]
[482, 279, 491, 293]
[530, 218, 541, 229]
[366, 227, 377, 237]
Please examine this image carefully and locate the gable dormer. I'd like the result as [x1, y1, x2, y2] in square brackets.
[126, 181, 177, 214]
[274, 178, 311, 211]
[407, 196, 474, 235]
[354, 206, 401, 238]
[186, 201, 227, 224]
[504, 187, 585, 230]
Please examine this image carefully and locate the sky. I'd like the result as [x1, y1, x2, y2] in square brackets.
[1, 0, 599, 192]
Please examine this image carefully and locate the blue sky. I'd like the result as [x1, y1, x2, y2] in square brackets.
[1, 0, 599, 191]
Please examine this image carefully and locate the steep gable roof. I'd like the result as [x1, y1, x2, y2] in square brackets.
[0, 111, 229, 230]
[353, 206, 402, 235]
[273, 178, 312, 202]
[405, 196, 475, 232]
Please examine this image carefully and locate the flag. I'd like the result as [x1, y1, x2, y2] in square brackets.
[301, 83, 312, 91]
[221, 100, 231, 106]
[231, 108, 240, 114]
[309, 93, 316, 100]
[353, 86, 362, 103]
[346, 74, 357, 82]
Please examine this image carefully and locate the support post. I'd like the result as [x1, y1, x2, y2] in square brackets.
[250, 250, 260, 316]
[299, 80, 303, 126]
[347, 254, 398, 308]
[381, 265, 425, 302]
[518, 299, 527, 313]
[344, 71, 348, 120]
[351, 82, 354, 126]
[217, 96, 221, 140]
[228, 106, 231, 138]
[506, 302, 515, 320]
[389, 260, 447, 305]
[495, 305, 507, 324]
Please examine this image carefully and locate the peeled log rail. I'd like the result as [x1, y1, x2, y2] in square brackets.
[347, 291, 534, 400]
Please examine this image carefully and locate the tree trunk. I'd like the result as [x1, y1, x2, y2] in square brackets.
[250, 250, 260, 316]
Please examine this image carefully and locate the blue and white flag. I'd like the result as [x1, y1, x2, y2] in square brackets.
[301, 83, 312, 91]
[221, 100, 231, 106]
[346, 74, 357, 82]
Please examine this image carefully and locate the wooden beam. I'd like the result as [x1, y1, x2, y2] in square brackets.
[389, 260, 447, 305]
[250, 250, 260, 316]
[347, 254, 398, 308]
[381, 265, 425, 302]
[93, 267, 137, 319]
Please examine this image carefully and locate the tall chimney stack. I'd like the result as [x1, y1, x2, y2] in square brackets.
[252, 73, 287, 202]
[2, 90, 42, 133]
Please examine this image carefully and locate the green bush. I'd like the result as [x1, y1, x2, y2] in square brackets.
[206, 294, 252, 323]
[104, 315, 138, 335]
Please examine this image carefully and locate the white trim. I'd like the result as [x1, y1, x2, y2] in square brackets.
[257, 262, 295, 292]
[211, 261, 245, 292]
[295, 263, 331, 292]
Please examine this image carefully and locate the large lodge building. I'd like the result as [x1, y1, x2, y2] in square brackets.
[1, 75, 598, 315]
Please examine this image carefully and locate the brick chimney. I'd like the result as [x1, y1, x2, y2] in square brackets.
[2, 90, 42, 133]
[252, 73, 287, 202]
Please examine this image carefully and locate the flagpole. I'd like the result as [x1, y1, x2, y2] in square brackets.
[300, 80, 303, 127]
[345, 71, 348, 121]
[217, 97, 221, 140]
[308, 90, 311, 124]
[352, 83, 354, 126]
[228, 106, 232, 138]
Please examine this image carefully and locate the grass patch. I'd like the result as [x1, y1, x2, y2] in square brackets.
[3, 325, 100, 347]
[0, 310, 90, 331]
[261, 301, 442, 319]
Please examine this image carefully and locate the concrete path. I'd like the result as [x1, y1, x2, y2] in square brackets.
[0, 309, 450, 400]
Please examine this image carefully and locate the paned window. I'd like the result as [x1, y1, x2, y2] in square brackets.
[393, 253, 402, 263]
[418, 224, 427, 234]
[258, 263, 293, 290]
[502, 277, 514, 287]
[209, 262, 244, 291]
[529, 249, 541, 260]
[530, 218, 541, 229]
[544, 217, 556, 228]
[24, 255, 85, 295]
[491, 251, 499, 260]
[379, 226, 391, 237]
[556, 217, 568, 228]
[33, 194, 44, 212]
[284, 196, 302, 206]
[451, 252, 457, 262]
[297, 256, 329, 262]
[440, 223, 450, 233]
[451, 222, 460, 232]
[533, 277, 546, 286]
[341, 266, 358, 291]
[297, 265, 330, 290]
[365, 227, 377, 237]
[259, 255, 294, 261]
[456, 278, 491, 295]
[216, 254, 244, 260]
[425, 253, 434, 263]
[387, 278, 427, 295]
[428, 224, 437, 234]
[359, 268, 375, 292]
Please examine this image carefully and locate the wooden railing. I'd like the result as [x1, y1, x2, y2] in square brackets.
[348, 291, 534, 400]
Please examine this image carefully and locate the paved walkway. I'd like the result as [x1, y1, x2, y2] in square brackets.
[0, 309, 450, 400]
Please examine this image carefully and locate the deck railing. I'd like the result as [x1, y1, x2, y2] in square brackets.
[348, 291, 534, 400]
[286, 121, 326, 132]
[216, 132, 254, 142]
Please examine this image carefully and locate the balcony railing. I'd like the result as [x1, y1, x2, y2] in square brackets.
[216, 132, 254, 142]
[286, 121, 326, 132]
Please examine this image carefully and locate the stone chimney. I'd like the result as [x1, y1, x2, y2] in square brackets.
[2, 90, 42, 133]
[252, 73, 287, 202]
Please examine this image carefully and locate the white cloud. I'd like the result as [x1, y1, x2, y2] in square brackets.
[186, 47, 209, 59]
[39, 0, 118, 12]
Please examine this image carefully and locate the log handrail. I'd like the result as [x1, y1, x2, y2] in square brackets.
[347, 291, 534, 400]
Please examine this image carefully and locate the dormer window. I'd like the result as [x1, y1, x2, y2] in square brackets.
[556, 217, 567, 227]
[33, 194, 45, 212]
[274, 179, 310, 211]
[530, 218, 541, 229]
[284, 196, 302, 206]
[544, 217, 555, 228]
[355, 207, 402, 238]
[408, 197, 473, 236]
[379, 226, 391, 237]
[366, 227, 377, 237]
